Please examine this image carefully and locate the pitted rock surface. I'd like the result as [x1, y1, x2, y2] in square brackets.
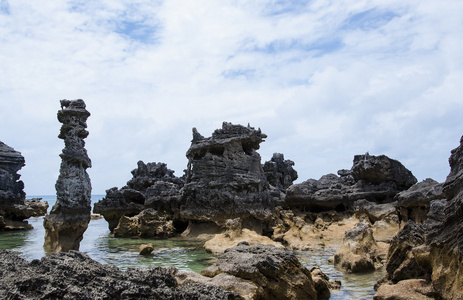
[263, 153, 298, 192]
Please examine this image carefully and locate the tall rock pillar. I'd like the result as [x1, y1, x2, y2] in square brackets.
[44, 99, 92, 252]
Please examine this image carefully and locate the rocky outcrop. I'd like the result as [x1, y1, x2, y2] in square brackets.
[0, 250, 241, 299]
[199, 243, 318, 299]
[395, 178, 445, 223]
[93, 161, 184, 237]
[376, 135, 463, 299]
[286, 153, 417, 211]
[263, 153, 298, 192]
[180, 122, 281, 228]
[334, 221, 386, 273]
[0, 141, 48, 230]
[43, 99, 92, 252]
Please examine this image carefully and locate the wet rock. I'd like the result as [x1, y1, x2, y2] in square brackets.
[113, 208, 176, 238]
[139, 243, 154, 255]
[0, 250, 240, 299]
[43, 99, 92, 252]
[181, 122, 280, 227]
[93, 161, 183, 234]
[262, 153, 298, 192]
[310, 266, 332, 299]
[0, 141, 48, 230]
[395, 178, 445, 223]
[201, 244, 318, 299]
[286, 154, 417, 211]
[334, 221, 384, 273]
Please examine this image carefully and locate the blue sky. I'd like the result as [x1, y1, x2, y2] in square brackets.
[1, 0, 462, 195]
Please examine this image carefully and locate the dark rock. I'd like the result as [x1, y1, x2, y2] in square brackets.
[0, 142, 48, 230]
[201, 244, 317, 299]
[181, 122, 280, 227]
[93, 161, 183, 233]
[0, 250, 240, 299]
[263, 153, 298, 191]
[44, 99, 92, 252]
[353, 199, 397, 223]
[286, 154, 417, 211]
[395, 178, 445, 223]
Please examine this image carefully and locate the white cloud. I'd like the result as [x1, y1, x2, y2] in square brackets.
[1, 0, 462, 195]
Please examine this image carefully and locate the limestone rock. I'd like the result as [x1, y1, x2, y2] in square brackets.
[181, 122, 279, 227]
[334, 221, 384, 273]
[113, 208, 176, 238]
[139, 243, 154, 255]
[43, 99, 92, 252]
[395, 178, 445, 223]
[374, 279, 439, 300]
[0, 142, 48, 230]
[0, 250, 241, 299]
[201, 244, 318, 299]
[93, 161, 183, 233]
[262, 153, 298, 191]
[310, 266, 332, 299]
[286, 154, 417, 211]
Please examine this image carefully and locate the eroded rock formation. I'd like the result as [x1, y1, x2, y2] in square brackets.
[0, 250, 240, 299]
[286, 153, 417, 212]
[181, 122, 281, 229]
[263, 152, 298, 192]
[0, 141, 48, 230]
[93, 161, 184, 237]
[376, 135, 463, 299]
[43, 99, 92, 252]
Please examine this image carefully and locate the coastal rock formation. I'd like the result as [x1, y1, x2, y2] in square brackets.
[43, 99, 92, 252]
[199, 243, 318, 299]
[181, 122, 281, 229]
[0, 250, 241, 299]
[395, 178, 445, 223]
[263, 153, 298, 192]
[376, 135, 463, 299]
[0, 141, 48, 230]
[286, 154, 417, 211]
[334, 221, 385, 273]
[93, 161, 184, 237]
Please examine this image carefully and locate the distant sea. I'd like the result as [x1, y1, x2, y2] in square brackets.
[1, 195, 385, 299]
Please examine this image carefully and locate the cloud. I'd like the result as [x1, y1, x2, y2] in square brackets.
[1, 0, 462, 195]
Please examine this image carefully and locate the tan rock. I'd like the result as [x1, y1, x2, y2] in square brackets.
[139, 243, 154, 255]
[374, 279, 438, 300]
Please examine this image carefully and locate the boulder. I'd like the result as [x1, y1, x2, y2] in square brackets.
[395, 178, 445, 223]
[286, 154, 417, 211]
[139, 243, 154, 255]
[0, 250, 241, 299]
[43, 99, 92, 252]
[262, 153, 298, 192]
[374, 279, 439, 300]
[0, 141, 48, 230]
[200, 243, 318, 299]
[180, 122, 280, 228]
[113, 208, 176, 238]
[334, 221, 384, 273]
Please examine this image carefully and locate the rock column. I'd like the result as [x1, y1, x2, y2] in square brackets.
[44, 99, 92, 252]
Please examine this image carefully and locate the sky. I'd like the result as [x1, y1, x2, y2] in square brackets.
[1, 0, 462, 196]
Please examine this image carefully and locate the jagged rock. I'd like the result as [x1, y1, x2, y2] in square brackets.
[113, 208, 176, 238]
[0, 250, 241, 299]
[263, 153, 298, 191]
[334, 221, 384, 273]
[43, 99, 92, 252]
[0, 142, 48, 230]
[286, 154, 417, 211]
[181, 122, 280, 228]
[310, 266, 333, 299]
[200, 243, 318, 299]
[395, 178, 445, 223]
[93, 161, 183, 232]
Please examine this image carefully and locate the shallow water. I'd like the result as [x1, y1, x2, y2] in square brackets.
[0, 195, 384, 299]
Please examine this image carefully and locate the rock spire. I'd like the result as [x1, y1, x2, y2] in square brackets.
[43, 99, 92, 252]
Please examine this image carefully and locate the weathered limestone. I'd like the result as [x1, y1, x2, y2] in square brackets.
[0, 141, 48, 230]
[43, 99, 92, 252]
[181, 122, 281, 229]
[334, 221, 386, 273]
[199, 243, 318, 299]
[93, 161, 184, 237]
[0, 250, 241, 299]
[263, 153, 298, 192]
[286, 154, 417, 211]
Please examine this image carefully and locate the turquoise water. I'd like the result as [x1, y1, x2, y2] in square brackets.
[0, 195, 384, 299]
